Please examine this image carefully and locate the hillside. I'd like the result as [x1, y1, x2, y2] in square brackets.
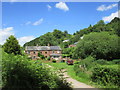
[69, 17, 120, 44]
[23, 17, 120, 47]
[23, 30, 72, 47]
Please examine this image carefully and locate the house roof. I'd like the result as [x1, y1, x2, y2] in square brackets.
[25, 46, 62, 51]
[63, 39, 69, 42]
[74, 42, 78, 45]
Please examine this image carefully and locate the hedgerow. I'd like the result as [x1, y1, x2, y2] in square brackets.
[91, 65, 120, 88]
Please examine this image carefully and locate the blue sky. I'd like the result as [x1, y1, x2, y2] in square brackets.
[1, 2, 118, 46]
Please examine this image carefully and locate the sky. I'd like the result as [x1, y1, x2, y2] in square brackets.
[1, 1, 119, 46]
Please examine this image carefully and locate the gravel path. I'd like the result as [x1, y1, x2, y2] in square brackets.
[46, 64, 96, 89]
[62, 69, 95, 88]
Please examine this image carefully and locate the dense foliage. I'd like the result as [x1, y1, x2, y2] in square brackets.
[74, 57, 120, 88]
[62, 47, 75, 58]
[91, 65, 120, 87]
[70, 17, 120, 44]
[73, 32, 120, 60]
[2, 52, 71, 89]
[3, 35, 21, 55]
[24, 30, 72, 47]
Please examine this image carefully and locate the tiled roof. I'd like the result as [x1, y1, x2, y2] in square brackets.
[25, 46, 62, 51]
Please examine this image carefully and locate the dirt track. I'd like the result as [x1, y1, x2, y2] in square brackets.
[62, 69, 95, 88]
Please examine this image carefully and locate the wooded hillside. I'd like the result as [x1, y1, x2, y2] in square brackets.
[23, 17, 120, 48]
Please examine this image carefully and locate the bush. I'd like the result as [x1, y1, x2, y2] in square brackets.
[73, 61, 80, 64]
[112, 59, 120, 64]
[73, 56, 96, 80]
[95, 59, 113, 65]
[52, 59, 56, 63]
[2, 52, 71, 89]
[91, 65, 120, 88]
[74, 56, 96, 71]
[47, 56, 51, 60]
[61, 60, 65, 63]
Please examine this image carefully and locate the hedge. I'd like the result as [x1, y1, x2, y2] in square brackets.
[91, 65, 120, 88]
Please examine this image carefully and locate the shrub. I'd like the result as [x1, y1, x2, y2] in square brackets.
[73, 61, 80, 64]
[95, 59, 113, 65]
[91, 65, 120, 88]
[47, 56, 51, 61]
[75, 56, 96, 70]
[112, 59, 120, 64]
[2, 52, 71, 89]
[73, 56, 96, 80]
[61, 60, 65, 63]
[52, 59, 56, 63]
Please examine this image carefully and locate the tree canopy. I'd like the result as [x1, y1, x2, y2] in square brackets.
[73, 32, 120, 60]
[3, 35, 21, 55]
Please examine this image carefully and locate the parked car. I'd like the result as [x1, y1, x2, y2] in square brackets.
[66, 60, 74, 65]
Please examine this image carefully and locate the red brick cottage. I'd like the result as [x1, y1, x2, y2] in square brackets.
[25, 46, 62, 60]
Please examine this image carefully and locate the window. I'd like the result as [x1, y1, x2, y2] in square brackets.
[45, 52, 47, 54]
[34, 51, 36, 54]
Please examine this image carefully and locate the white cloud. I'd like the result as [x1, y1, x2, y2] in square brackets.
[47, 5, 52, 10]
[33, 18, 43, 26]
[97, 4, 117, 11]
[55, 2, 69, 11]
[0, 27, 35, 46]
[0, 27, 14, 45]
[102, 11, 119, 22]
[25, 21, 31, 25]
[17, 36, 35, 46]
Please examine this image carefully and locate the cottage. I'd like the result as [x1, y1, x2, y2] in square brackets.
[25, 45, 62, 60]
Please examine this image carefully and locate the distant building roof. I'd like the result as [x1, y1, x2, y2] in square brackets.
[80, 36, 84, 39]
[74, 42, 78, 45]
[25, 46, 62, 51]
[63, 39, 69, 42]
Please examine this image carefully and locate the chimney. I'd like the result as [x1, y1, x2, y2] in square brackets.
[48, 43, 50, 46]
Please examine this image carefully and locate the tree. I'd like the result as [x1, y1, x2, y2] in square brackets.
[97, 20, 105, 25]
[53, 29, 63, 39]
[64, 30, 68, 34]
[73, 32, 120, 60]
[3, 35, 21, 55]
